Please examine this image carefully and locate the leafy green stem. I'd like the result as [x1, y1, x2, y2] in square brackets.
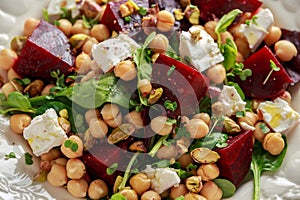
[251, 161, 261, 200]
[148, 135, 169, 157]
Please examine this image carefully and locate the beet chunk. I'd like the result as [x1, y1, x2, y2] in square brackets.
[12, 20, 74, 81]
[236, 46, 293, 99]
[191, 0, 262, 21]
[215, 130, 254, 187]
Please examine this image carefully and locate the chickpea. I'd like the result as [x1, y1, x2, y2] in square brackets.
[176, 153, 194, 169]
[156, 144, 178, 160]
[124, 110, 144, 129]
[23, 18, 40, 37]
[9, 114, 31, 134]
[150, 116, 173, 136]
[200, 181, 222, 200]
[186, 119, 209, 139]
[72, 19, 90, 35]
[129, 173, 151, 195]
[262, 132, 285, 155]
[7, 68, 21, 81]
[90, 24, 110, 42]
[89, 118, 108, 138]
[264, 25, 282, 46]
[138, 79, 152, 97]
[114, 60, 137, 81]
[61, 135, 84, 158]
[0, 68, 8, 83]
[237, 111, 259, 126]
[192, 113, 210, 126]
[52, 157, 68, 166]
[196, 163, 220, 181]
[274, 40, 297, 62]
[220, 31, 234, 44]
[206, 64, 226, 84]
[149, 34, 169, 54]
[101, 103, 122, 128]
[40, 148, 61, 161]
[156, 10, 175, 32]
[235, 36, 251, 59]
[67, 179, 89, 198]
[236, 52, 244, 63]
[85, 109, 101, 124]
[141, 190, 161, 200]
[88, 179, 109, 199]
[47, 163, 68, 187]
[75, 52, 91, 75]
[184, 193, 207, 200]
[56, 19, 72, 37]
[119, 188, 138, 200]
[204, 21, 218, 40]
[169, 184, 189, 200]
[82, 37, 98, 55]
[66, 158, 86, 179]
[0, 49, 17, 70]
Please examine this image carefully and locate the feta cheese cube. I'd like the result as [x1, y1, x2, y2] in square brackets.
[23, 108, 68, 156]
[47, 0, 79, 18]
[179, 26, 224, 72]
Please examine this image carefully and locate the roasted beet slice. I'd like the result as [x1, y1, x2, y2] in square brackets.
[279, 29, 300, 83]
[236, 46, 293, 99]
[12, 20, 74, 81]
[191, 0, 262, 21]
[215, 130, 254, 187]
[152, 54, 209, 117]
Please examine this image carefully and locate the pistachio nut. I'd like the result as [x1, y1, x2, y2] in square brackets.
[129, 141, 147, 152]
[107, 123, 136, 144]
[185, 176, 203, 193]
[223, 116, 241, 134]
[10, 36, 27, 55]
[82, 129, 96, 150]
[191, 147, 220, 163]
[69, 34, 89, 49]
[184, 5, 200, 25]
[174, 9, 184, 21]
[23, 79, 44, 97]
[58, 117, 71, 133]
[147, 87, 163, 105]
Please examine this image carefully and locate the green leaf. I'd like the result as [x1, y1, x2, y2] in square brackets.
[174, 196, 184, 200]
[25, 152, 33, 165]
[214, 178, 236, 198]
[5, 152, 16, 160]
[167, 65, 176, 77]
[228, 82, 245, 100]
[259, 123, 270, 134]
[42, 9, 49, 22]
[164, 100, 177, 111]
[221, 38, 238, 71]
[270, 60, 280, 71]
[0, 91, 36, 114]
[111, 193, 127, 200]
[138, 7, 147, 16]
[190, 132, 228, 150]
[64, 139, 78, 152]
[106, 163, 119, 175]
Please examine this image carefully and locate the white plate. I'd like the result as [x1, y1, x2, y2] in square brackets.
[1, 0, 300, 199]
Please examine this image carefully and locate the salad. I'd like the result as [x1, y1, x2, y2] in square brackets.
[0, 0, 300, 199]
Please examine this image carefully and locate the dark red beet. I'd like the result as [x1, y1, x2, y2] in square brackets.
[152, 54, 209, 117]
[191, 0, 262, 21]
[215, 130, 254, 187]
[279, 29, 300, 83]
[12, 20, 74, 81]
[236, 46, 293, 99]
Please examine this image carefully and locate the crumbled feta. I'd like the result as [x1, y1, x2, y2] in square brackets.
[23, 108, 68, 156]
[258, 98, 300, 132]
[219, 85, 246, 116]
[239, 8, 274, 52]
[142, 165, 180, 194]
[47, 0, 79, 18]
[92, 34, 141, 73]
[179, 26, 224, 72]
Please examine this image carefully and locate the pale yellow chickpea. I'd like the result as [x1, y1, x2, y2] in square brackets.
[138, 79, 152, 97]
[237, 111, 259, 126]
[41, 83, 55, 95]
[186, 119, 209, 139]
[40, 148, 61, 161]
[235, 36, 251, 59]
[129, 173, 151, 195]
[75, 52, 91, 75]
[61, 135, 84, 158]
[88, 179, 109, 199]
[114, 60, 137, 81]
[101, 103, 122, 128]
[141, 190, 161, 200]
[156, 144, 178, 160]
[196, 163, 220, 181]
[149, 34, 169, 54]
[52, 157, 68, 166]
[47, 163, 68, 187]
[85, 109, 101, 124]
[82, 37, 98, 55]
[176, 153, 194, 169]
[204, 21, 218, 40]
[9, 114, 32, 134]
[89, 118, 108, 138]
[264, 25, 282, 46]
[169, 184, 189, 200]
[192, 113, 210, 126]
[236, 52, 244, 63]
[0, 68, 8, 83]
[0, 49, 18, 71]
[67, 179, 89, 198]
[262, 132, 285, 156]
[156, 10, 175, 32]
[206, 64, 226, 84]
[72, 19, 90, 35]
[119, 188, 138, 200]
[220, 31, 234, 44]
[24, 18, 40, 37]
[274, 40, 297, 62]
[124, 110, 144, 129]
[66, 158, 86, 179]
[150, 116, 173, 136]
[90, 24, 110, 42]
[56, 19, 72, 37]
[200, 181, 223, 200]
[7, 68, 21, 81]
[253, 122, 269, 142]
[184, 193, 207, 200]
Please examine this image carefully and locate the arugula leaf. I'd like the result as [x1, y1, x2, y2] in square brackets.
[251, 135, 287, 200]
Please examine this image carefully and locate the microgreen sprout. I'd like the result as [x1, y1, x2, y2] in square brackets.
[64, 139, 79, 152]
[164, 100, 178, 111]
[106, 163, 119, 175]
[263, 60, 280, 85]
[167, 65, 176, 77]
[25, 152, 33, 165]
[5, 152, 16, 160]
[259, 123, 270, 134]
[138, 6, 147, 16]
